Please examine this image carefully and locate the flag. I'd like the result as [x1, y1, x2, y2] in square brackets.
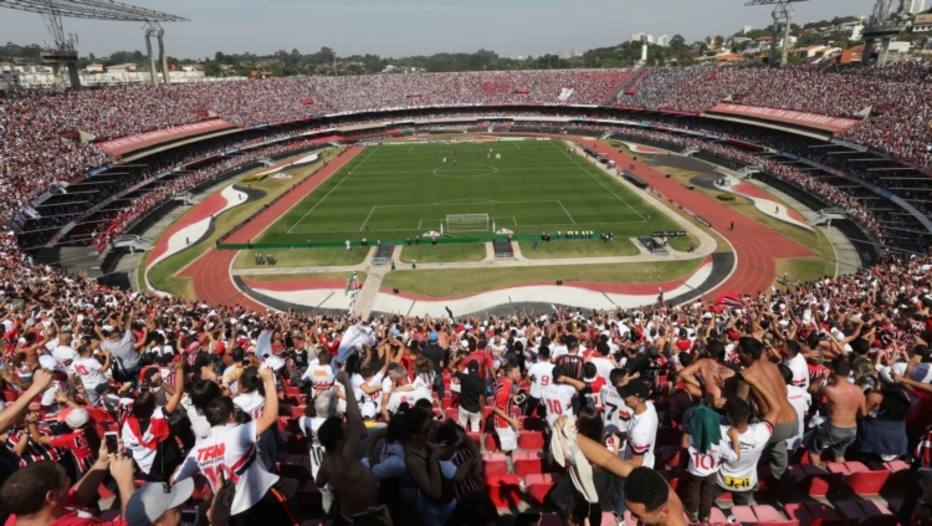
[657, 287, 664, 307]
[559, 88, 574, 102]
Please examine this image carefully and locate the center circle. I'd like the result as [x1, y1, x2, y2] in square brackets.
[432, 163, 498, 178]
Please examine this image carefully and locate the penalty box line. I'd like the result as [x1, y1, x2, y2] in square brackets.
[285, 146, 379, 234]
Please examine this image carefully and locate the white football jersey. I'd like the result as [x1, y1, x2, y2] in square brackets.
[540, 383, 576, 426]
[72, 356, 107, 392]
[598, 384, 631, 430]
[174, 420, 280, 516]
[233, 391, 264, 420]
[302, 361, 335, 391]
[528, 362, 554, 398]
[716, 422, 773, 492]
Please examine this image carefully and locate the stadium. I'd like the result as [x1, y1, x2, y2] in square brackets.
[0, 0, 930, 525]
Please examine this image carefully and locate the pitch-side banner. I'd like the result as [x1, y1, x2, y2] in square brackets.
[96, 118, 235, 158]
[708, 103, 859, 134]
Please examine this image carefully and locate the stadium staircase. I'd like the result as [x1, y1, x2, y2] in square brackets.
[811, 208, 849, 226]
[736, 166, 763, 179]
[110, 234, 153, 253]
[682, 147, 700, 157]
[171, 192, 197, 205]
[371, 244, 394, 266]
[493, 239, 515, 259]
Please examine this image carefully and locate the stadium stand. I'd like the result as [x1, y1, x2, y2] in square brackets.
[0, 69, 930, 524]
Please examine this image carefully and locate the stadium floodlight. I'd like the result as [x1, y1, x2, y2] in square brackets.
[744, 0, 809, 67]
[0, 0, 188, 87]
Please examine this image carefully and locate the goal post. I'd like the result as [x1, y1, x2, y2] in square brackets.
[444, 213, 490, 233]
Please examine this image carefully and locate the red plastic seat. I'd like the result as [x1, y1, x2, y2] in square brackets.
[513, 450, 543, 476]
[290, 405, 306, 419]
[485, 474, 521, 509]
[525, 472, 555, 504]
[484, 433, 498, 452]
[789, 464, 837, 497]
[826, 461, 889, 496]
[483, 452, 508, 476]
[445, 407, 458, 420]
[518, 430, 544, 450]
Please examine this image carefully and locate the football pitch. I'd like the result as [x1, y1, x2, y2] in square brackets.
[257, 139, 682, 244]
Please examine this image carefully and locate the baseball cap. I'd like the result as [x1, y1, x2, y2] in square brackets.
[125, 479, 195, 526]
[428, 331, 438, 342]
[618, 379, 650, 399]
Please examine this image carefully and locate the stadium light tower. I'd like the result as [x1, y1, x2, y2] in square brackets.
[745, 0, 809, 67]
[0, 0, 188, 88]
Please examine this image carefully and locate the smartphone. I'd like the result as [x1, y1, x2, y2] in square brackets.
[104, 431, 119, 454]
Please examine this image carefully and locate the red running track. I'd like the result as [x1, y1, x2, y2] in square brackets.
[147, 191, 229, 266]
[583, 140, 814, 298]
[178, 147, 363, 310]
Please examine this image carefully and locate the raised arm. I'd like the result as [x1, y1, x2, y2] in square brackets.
[254, 366, 280, 435]
[336, 371, 365, 455]
[0, 369, 52, 433]
[164, 359, 186, 414]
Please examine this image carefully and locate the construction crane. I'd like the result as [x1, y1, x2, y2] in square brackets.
[0, 0, 188, 87]
[745, 0, 809, 67]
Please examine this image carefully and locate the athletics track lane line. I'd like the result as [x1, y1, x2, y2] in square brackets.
[179, 147, 364, 309]
[585, 140, 814, 299]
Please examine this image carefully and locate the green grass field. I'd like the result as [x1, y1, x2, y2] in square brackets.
[258, 139, 682, 245]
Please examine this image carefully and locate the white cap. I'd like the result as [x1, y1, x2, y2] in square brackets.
[38, 354, 65, 373]
[63, 408, 89, 429]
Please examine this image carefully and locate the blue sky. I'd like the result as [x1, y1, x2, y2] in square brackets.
[0, 0, 877, 59]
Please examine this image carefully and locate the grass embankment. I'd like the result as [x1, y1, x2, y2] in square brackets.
[398, 243, 487, 263]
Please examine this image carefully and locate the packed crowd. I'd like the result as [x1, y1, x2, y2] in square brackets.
[0, 202, 929, 525]
[617, 64, 932, 170]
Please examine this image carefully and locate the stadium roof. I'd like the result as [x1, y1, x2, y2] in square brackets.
[0, 0, 187, 22]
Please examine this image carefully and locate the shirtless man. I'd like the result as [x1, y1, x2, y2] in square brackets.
[676, 340, 735, 407]
[316, 371, 380, 521]
[808, 357, 865, 466]
[736, 337, 798, 483]
[558, 416, 686, 526]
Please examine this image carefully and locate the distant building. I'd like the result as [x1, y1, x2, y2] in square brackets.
[107, 63, 137, 72]
[908, 0, 926, 14]
[657, 35, 670, 47]
[839, 44, 864, 64]
[742, 25, 754, 35]
[84, 63, 104, 73]
[914, 13, 932, 32]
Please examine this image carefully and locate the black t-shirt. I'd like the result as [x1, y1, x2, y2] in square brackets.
[423, 344, 446, 372]
[455, 371, 484, 413]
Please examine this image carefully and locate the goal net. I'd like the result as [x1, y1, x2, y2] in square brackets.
[445, 213, 490, 233]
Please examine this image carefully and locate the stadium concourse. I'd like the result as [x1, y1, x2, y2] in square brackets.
[0, 66, 931, 526]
